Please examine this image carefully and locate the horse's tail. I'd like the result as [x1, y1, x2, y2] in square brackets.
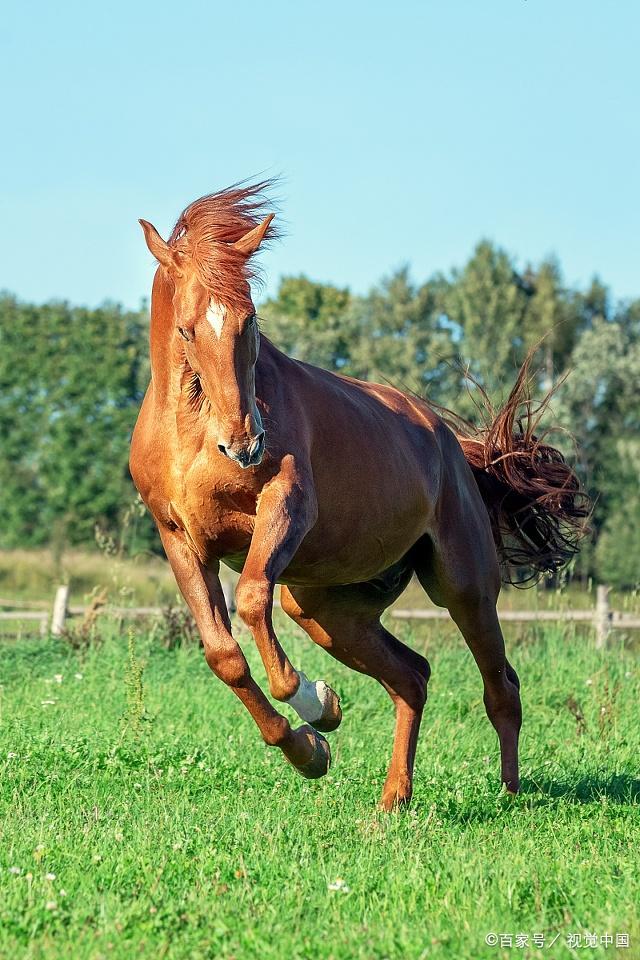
[435, 355, 591, 585]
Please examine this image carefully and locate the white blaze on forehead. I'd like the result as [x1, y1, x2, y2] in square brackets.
[206, 298, 226, 338]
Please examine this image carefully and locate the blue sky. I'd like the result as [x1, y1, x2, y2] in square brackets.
[1, 0, 638, 309]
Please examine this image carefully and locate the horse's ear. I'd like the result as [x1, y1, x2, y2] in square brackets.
[139, 219, 177, 271]
[233, 214, 274, 256]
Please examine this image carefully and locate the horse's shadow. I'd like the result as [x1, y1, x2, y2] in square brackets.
[519, 772, 640, 805]
[409, 771, 640, 825]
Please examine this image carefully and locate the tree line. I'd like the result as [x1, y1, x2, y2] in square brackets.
[1, 240, 638, 588]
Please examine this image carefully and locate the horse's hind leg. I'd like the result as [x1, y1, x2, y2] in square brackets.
[281, 583, 430, 810]
[413, 528, 522, 793]
[448, 595, 521, 792]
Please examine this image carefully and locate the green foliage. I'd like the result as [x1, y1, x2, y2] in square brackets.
[595, 493, 640, 589]
[0, 624, 638, 958]
[0, 294, 156, 552]
[555, 312, 640, 588]
[443, 240, 530, 408]
[348, 267, 456, 397]
[260, 275, 353, 371]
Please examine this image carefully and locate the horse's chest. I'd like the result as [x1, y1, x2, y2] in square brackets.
[155, 453, 259, 562]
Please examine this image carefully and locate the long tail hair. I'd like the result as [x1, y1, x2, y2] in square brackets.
[436, 354, 591, 585]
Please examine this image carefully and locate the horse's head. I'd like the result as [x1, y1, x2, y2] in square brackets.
[139, 201, 274, 469]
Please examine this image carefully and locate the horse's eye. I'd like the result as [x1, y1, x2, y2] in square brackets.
[178, 326, 190, 341]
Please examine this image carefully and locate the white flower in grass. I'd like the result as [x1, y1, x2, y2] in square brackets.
[585, 678, 593, 686]
[7, 752, 18, 759]
[45, 872, 56, 881]
[59, 889, 67, 898]
[45, 901, 57, 911]
[74, 673, 83, 680]
[327, 877, 350, 893]
[54, 674, 63, 684]
[41, 700, 56, 706]
[8, 867, 21, 875]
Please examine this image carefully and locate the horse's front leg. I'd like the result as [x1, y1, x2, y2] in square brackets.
[158, 527, 330, 779]
[235, 472, 342, 733]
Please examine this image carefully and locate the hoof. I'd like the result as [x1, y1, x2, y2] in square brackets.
[380, 774, 413, 812]
[311, 686, 342, 733]
[287, 725, 331, 780]
[502, 781, 520, 797]
[286, 673, 342, 733]
[379, 792, 412, 813]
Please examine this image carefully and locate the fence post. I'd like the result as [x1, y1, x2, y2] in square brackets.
[51, 585, 69, 636]
[595, 584, 611, 649]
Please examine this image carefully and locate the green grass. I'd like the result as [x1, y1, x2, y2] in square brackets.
[1, 617, 638, 959]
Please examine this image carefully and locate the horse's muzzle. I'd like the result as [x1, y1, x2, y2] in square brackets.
[218, 431, 265, 468]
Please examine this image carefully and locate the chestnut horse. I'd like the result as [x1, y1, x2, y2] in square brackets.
[130, 181, 587, 809]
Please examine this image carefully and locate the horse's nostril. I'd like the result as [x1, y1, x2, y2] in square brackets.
[217, 443, 228, 457]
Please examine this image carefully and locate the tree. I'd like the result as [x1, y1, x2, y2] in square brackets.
[555, 309, 640, 587]
[347, 267, 456, 400]
[523, 257, 583, 386]
[259, 276, 353, 372]
[440, 241, 532, 418]
[0, 294, 154, 550]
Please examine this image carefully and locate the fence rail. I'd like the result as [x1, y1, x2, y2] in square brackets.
[0, 583, 236, 638]
[1, 584, 639, 647]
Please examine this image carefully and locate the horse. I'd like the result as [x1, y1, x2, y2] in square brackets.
[130, 180, 588, 810]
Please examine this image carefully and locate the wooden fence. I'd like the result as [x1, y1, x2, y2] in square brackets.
[1, 584, 639, 648]
[392, 586, 640, 649]
[0, 583, 236, 638]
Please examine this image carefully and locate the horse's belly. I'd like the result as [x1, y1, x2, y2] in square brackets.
[280, 498, 429, 586]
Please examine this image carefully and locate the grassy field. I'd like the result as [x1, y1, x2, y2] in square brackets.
[1, 614, 638, 959]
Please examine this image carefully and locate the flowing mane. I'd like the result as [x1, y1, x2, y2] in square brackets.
[167, 179, 279, 308]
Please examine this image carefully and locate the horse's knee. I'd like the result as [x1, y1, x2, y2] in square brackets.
[204, 643, 250, 688]
[235, 577, 272, 629]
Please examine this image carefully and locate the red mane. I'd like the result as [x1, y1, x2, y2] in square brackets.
[168, 179, 279, 309]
